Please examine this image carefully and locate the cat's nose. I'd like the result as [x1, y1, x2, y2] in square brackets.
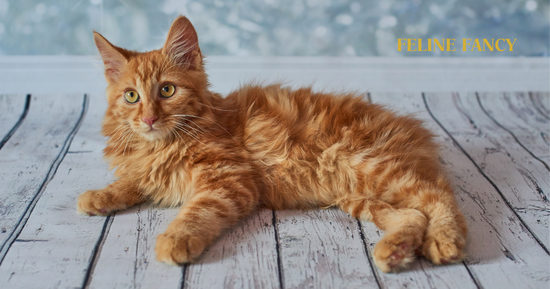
[142, 116, 158, 127]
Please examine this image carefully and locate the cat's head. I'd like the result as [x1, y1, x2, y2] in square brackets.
[94, 16, 209, 142]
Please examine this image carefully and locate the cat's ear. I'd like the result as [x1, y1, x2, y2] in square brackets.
[162, 16, 202, 69]
[93, 31, 128, 83]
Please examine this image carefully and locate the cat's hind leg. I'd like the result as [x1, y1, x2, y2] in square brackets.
[338, 196, 428, 273]
[415, 185, 468, 265]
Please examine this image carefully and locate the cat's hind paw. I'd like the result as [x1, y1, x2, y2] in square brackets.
[422, 232, 466, 265]
[373, 239, 417, 273]
[155, 232, 206, 265]
[422, 214, 467, 265]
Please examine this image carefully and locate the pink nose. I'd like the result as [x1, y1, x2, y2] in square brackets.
[142, 116, 158, 127]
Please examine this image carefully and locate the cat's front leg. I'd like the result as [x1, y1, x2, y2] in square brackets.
[155, 164, 259, 265]
[77, 176, 145, 216]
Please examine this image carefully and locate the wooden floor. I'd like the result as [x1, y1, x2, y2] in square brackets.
[0, 92, 548, 289]
[0, 58, 548, 289]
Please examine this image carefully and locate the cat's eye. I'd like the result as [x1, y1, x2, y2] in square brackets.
[160, 84, 176, 98]
[124, 90, 140, 103]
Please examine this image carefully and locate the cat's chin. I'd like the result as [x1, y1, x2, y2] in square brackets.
[139, 129, 169, 142]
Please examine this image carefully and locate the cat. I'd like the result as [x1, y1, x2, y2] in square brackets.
[77, 15, 467, 273]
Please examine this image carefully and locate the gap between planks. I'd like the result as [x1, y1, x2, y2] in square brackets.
[423, 92, 549, 255]
[0, 94, 30, 150]
[476, 93, 550, 171]
[0, 94, 89, 265]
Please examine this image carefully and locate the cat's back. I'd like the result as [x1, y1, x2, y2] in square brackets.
[220, 84, 436, 160]
[221, 84, 413, 157]
[224, 84, 379, 142]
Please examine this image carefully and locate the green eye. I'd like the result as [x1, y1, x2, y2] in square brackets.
[124, 90, 140, 103]
[160, 84, 175, 98]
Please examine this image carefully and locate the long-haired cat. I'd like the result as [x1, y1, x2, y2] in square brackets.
[78, 16, 467, 273]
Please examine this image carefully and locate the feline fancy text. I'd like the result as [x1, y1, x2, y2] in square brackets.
[398, 38, 517, 52]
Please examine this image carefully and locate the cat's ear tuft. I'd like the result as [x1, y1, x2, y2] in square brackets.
[93, 31, 127, 83]
[162, 16, 202, 70]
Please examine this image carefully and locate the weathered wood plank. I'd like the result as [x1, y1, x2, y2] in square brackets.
[0, 95, 28, 149]
[372, 92, 549, 288]
[275, 209, 378, 289]
[0, 95, 85, 264]
[0, 95, 113, 289]
[478, 92, 550, 166]
[87, 206, 182, 289]
[529, 92, 550, 119]
[425, 92, 549, 251]
[184, 209, 280, 289]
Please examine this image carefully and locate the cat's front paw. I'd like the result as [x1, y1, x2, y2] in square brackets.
[77, 189, 122, 216]
[155, 231, 206, 265]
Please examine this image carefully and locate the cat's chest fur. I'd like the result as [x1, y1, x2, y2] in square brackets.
[121, 143, 195, 207]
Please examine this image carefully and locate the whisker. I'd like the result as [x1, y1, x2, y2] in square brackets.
[171, 126, 186, 144]
[196, 102, 242, 112]
[173, 114, 237, 143]
[181, 119, 207, 134]
[114, 131, 133, 151]
[110, 130, 129, 147]
[174, 126, 204, 145]
[176, 120, 204, 135]
[175, 123, 200, 138]
[174, 126, 201, 144]
[108, 124, 126, 135]
[107, 124, 128, 137]
[175, 123, 202, 139]
[102, 114, 117, 124]
[171, 119, 201, 138]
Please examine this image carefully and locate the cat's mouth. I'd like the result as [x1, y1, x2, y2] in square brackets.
[139, 126, 167, 141]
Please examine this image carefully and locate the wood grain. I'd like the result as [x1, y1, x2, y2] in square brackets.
[87, 206, 183, 289]
[184, 209, 280, 289]
[373, 92, 550, 289]
[0, 95, 109, 289]
[478, 92, 550, 166]
[0, 95, 85, 264]
[425, 92, 549, 251]
[275, 209, 378, 289]
[529, 92, 550, 120]
[0, 95, 28, 149]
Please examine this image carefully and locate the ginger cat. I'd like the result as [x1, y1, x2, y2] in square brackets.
[77, 16, 467, 273]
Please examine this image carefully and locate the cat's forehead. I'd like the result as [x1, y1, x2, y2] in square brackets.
[128, 53, 166, 83]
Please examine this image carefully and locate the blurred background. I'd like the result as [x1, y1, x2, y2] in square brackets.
[0, 0, 548, 57]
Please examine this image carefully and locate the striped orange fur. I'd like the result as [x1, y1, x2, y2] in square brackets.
[77, 16, 467, 273]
